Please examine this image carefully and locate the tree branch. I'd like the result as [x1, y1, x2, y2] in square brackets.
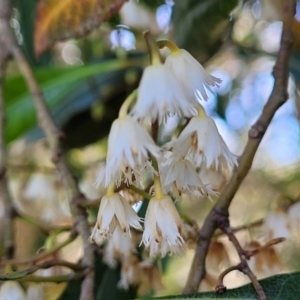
[0, 259, 83, 281]
[0, 232, 77, 267]
[0, 1, 95, 298]
[221, 223, 267, 300]
[0, 37, 14, 259]
[18, 273, 84, 283]
[183, 0, 296, 294]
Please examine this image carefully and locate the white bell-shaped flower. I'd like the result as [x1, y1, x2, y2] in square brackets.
[198, 163, 227, 192]
[90, 192, 142, 244]
[96, 115, 160, 187]
[165, 49, 222, 101]
[142, 195, 185, 257]
[131, 64, 197, 123]
[160, 156, 214, 199]
[165, 112, 237, 172]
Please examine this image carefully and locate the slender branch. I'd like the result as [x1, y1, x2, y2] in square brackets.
[183, 0, 296, 294]
[0, 259, 83, 281]
[245, 237, 286, 257]
[214, 218, 263, 238]
[215, 235, 285, 298]
[17, 272, 84, 283]
[0, 1, 95, 298]
[15, 211, 74, 232]
[215, 265, 240, 293]
[0, 232, 77, 267]
[0, 38, 14, 259]
[224, 227, 267, 300]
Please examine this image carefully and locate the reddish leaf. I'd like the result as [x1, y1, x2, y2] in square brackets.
[34, 0, 126, 57]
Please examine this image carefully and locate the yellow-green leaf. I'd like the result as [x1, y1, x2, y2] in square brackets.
[34, 0, 125, 57]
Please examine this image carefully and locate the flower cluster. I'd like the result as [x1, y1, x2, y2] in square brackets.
[90, 38, 237, 263]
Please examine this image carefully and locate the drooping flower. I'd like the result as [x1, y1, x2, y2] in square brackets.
[142, 195, 185, 257]
[27, 284, 44, 300]
[118, 254, 141, 290]
[89, 192, 142, 245]
[165, 111, 237, 172]
[160, 156, 214, 199]
[246, 241, 284, 276]
[198, 163, 227, 192]
[131, 64, 197, 123]
[165, 49, 222, 101]
[79, 167, 106, 201]
[263, 210, 290, 240]
[206, 241, 231, 271]
[103, 225, 139, 268]
[96, 115, 160, 187]
[117, 255, 164, 294]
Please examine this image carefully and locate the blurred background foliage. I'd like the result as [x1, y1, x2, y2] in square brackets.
[2, 0, 300, 299]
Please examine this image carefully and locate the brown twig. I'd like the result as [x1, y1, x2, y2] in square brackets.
[244, 237, 286, 257]
[17, 272, 84, 283]
[216, 219, 285, 299]
[0, 1, 95, 298]
[183, 0, 296, 295]
[0, 37, 14, 259]
[214, 218, 263, 238]
[215, 265, 240, 294]
[0, 259, 83, 281]
[0, 232, 77, 267]
[222, 224, 267, 300]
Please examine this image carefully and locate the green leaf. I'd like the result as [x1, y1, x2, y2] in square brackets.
[13, 0, 52, 67]
[4, 57, 143, 143]
[96, 265, 137, 300]
[150, 272, 300, 299]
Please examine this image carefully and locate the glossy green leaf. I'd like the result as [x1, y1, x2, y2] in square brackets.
[150, 272, 300, 299]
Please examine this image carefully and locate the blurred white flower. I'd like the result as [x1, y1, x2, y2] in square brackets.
[79, 169, 106, 201]
[20, 174, 71, 225]
[131, 64, 197, 123]
[160, 157, 213, 199]
[288, 201, 300, 229]
[0, 281, 27, 300]
[90, 193, 142, 244]
[142, 195, 185, 257]
[103, 224, 136, 268]
[138, 259, 164, 295]
[26, 284, 44, 300]
[118, 254, 141, 290]
[165, 112, 237, 172]
[96, 115, 160, 187]
[263, 210, 290, 240]
[165, 49, 222, 101]
[206, 241, 231, 272]
[246, 241, 284, 276]
[118, 255, 164, 294]
[199, 164, 227, 192]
